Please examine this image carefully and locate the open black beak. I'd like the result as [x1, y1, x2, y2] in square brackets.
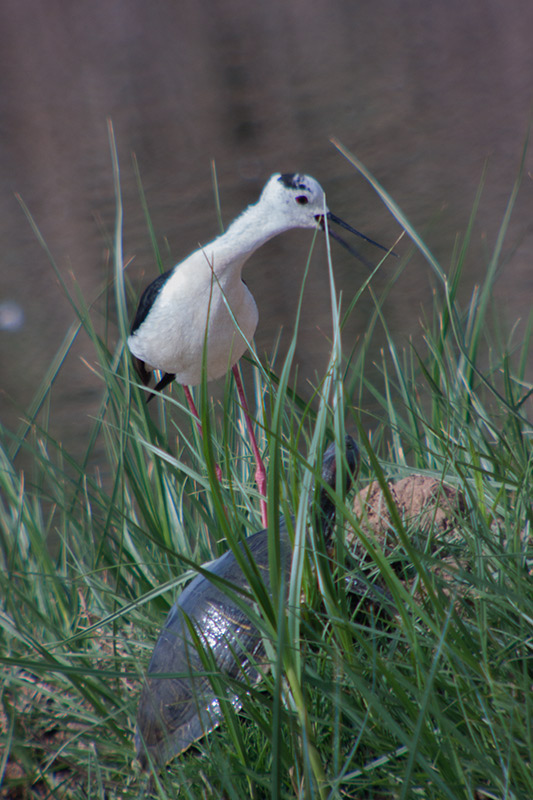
[317, 211, 395, 270]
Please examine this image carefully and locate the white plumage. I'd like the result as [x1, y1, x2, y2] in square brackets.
[127, 171, 390, 527]
[128, 172, 388, 390]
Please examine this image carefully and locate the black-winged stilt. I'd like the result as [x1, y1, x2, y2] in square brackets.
[128, 173, 389, 526]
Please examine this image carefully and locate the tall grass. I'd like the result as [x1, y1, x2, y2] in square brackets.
[0, 135, 531, 799]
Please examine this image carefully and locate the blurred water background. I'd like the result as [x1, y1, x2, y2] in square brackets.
[1, 0, 532, 459]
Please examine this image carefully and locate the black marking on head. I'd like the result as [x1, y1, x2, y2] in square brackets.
[130, 269, 173, 334]
[279, 173, 308, 192]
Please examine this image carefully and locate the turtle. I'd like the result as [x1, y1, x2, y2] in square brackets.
[135, 436, 359, 767]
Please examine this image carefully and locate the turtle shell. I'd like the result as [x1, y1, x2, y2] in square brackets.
[135, 436, 359, 767]
[135, 522, 291, 766]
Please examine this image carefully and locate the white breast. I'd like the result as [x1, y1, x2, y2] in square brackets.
[128, 249, 259, 385]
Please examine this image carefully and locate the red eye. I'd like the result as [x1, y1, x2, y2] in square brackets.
[295, 195, 309, 205]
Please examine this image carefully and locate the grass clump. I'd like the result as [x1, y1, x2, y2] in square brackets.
[0, 137, 531, 799]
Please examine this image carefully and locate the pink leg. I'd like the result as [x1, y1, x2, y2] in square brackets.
[183, 386, 222, 482]
[183, 386, 203, 436]
[232, 366, 268, 527]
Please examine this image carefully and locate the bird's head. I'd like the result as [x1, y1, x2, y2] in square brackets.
[259, 172, 328, 228]
[259, 173, 392, 268]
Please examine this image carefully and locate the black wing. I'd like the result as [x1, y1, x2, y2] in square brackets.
[130, 269, 174, 335]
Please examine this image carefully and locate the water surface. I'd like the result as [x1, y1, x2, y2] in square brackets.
[1, 0, 531, 457]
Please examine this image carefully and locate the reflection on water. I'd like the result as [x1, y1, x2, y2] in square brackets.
[0, 301, 24, 332]
[0, 0, 532, 459]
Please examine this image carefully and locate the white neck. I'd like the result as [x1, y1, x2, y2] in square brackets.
[210, 200, 295, 269]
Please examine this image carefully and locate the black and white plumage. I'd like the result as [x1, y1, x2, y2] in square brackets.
[127, 173, 388, 527]
[128, 172, 389, 393]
